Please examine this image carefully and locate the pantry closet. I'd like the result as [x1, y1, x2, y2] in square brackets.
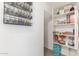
[52, 3, 79, 56]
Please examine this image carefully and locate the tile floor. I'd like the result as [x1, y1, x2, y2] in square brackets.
[44, 47, 65, 56]
[44, 47, 52, 56]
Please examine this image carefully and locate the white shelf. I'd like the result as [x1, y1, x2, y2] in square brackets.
[64, 35, 74, 37]
[54, 23, 75, 26]
[60, 34, 74, 37]
[54, 42, 66, 47]
[54, 11, 74, 18]
[53, 34, 74, 37]
[53, 42, 77, 50]
[53, 4, 79, 53]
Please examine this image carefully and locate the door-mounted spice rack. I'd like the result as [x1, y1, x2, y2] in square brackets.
[3, 2, 32, 26]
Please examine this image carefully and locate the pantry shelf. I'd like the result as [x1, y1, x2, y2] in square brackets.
[53, 4, 79, 52]
[54, 42, 66, 47]
[54, 11, 75, 18]
[54, 42, 77, 50]
[57, 34, 74, 37]
[54, 23, 75, 26]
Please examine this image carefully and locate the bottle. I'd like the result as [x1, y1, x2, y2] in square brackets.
[70, 6, 74, 11]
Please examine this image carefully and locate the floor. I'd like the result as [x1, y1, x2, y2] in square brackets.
[44, 47, 65, 56]
[44, 47, 52, 56]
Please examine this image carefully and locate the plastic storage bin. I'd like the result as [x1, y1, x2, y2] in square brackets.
[52, 44, 61, 56]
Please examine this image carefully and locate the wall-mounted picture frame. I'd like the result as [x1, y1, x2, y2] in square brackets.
[3, 2, 32, 26]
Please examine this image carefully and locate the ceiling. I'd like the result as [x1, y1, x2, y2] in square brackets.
[47, 2, 73, 9]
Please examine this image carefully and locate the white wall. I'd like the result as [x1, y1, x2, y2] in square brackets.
[44, 3, 52, 48]
[47, 20, 53, 50]
[0, 2, 44, 56]
[43, 2, 53, 50]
